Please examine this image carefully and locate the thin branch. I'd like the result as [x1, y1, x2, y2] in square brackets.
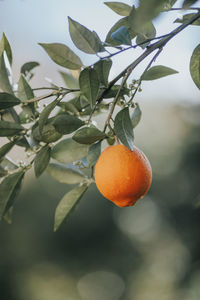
[96, 11, 200, 105]
[128, 47, 163, 104]
[23, 89, 73, 104]
[103, 73, 129, 132]
[169, 7, 200, 11]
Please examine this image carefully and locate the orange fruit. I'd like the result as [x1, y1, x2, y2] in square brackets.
[94, 144, 152, 207]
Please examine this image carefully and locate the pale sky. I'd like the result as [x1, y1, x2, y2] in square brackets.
[0, 0, 199, 103]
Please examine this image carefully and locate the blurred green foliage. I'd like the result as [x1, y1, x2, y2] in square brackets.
[1, 102, 200, 300]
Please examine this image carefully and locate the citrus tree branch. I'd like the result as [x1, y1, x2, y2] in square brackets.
[96, 11, 200, 105]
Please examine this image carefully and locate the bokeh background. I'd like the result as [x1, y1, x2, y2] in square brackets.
[0, 0, 200, 299]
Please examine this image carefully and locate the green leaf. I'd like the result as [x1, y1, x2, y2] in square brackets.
[18, 74, 35, 118]
[53, 114, 84, 134]
[79, 68, 100, 108]
[142, 65, 178, 81]
[136, 22, 156, 49]
[104, 2, 132, 16]
[190, 44, 200, 90]
[105, 17, 136, 46]
[51, 138, 89, 164]
[18, 74, 34, 101]
[73, 127, 106, 144]
[33, 123, 62, 143]
[0, 141, 15, 161]
[131, 103, 142, 128]
[128, 0, 166, 31]
[20, 61, 40, 80]
[114, 107, 134, 150]
[39, 43, 83, 70]
[94, 59, 112, 87]
[34, 145, 51, 178]
[182, 0, 199, 8]
[174, 14, 200, 26]
[38, 98, 59, 134]
[0, 171, 24, 220]
[111, 26, 132, 46]
[0, 121, 24, 136]
[0, 33, 12, 65]
[47, 163, 86, 184]
[59, 71, 79, 89]
[87, 141, 101, 167]
[0, 54, 13, 94]
[68, 17, 104, 54]
[103, 85, 129, 99]
[4, 173, 24, 215]
[92, 31, 105, 52]
[0, 92, 21, 109]
[54, 183, 89, 231]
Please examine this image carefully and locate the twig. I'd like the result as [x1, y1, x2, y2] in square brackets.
[23, 89, 71, 104]
[128, 47, 163, 104]
[96, 11, 200, 105]
[103, 73, 129, 132]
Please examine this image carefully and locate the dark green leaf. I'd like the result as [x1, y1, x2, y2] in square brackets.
[51, 138, 89, 164]
[39, 43, 83, 70]
[0, 33, 12, 65]
[136, 22, 156, 49]
[47, 163, 86, 184]
[0, 54, 13, 94]
[54, 183, 89, 231]
[34, 145, 51, 178]
[106, 17, 136, 45]
[111, 26, 132, 46]
[79, 68, 100, 108]
[68, 17, 103, 54]
[94, 59, 112, 87]
[0, 92, 21, 109]
[190, 44, 200, 90]
[4, 173, 24, 215]
[114, 107, 134, 150]
[0, 121, 24, 136]
[59, 71, 79, 89]
[0, 171, 24, 220]
[33, 123, 62, 143]
[142, 65, 178, 81]
[0, 141, 15, 161]
[39, 98, 59, 134]
[104, 2, 132, 16]
[73, 127, 106, 144]
[103, 85, 129, 98]
[174, 13, 200, 26]
[53, 114, 84, 134]
[87, 141, 101, 167]
[21, 61, 40, 77]
[131, 103, 142, 128]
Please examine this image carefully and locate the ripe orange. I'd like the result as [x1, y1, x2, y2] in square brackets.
[94, 144, 152, 207]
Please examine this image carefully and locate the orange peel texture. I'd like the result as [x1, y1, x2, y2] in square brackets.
[94, 144, 152, 207]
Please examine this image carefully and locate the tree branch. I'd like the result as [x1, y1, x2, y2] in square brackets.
[96, 11, 200, 105]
